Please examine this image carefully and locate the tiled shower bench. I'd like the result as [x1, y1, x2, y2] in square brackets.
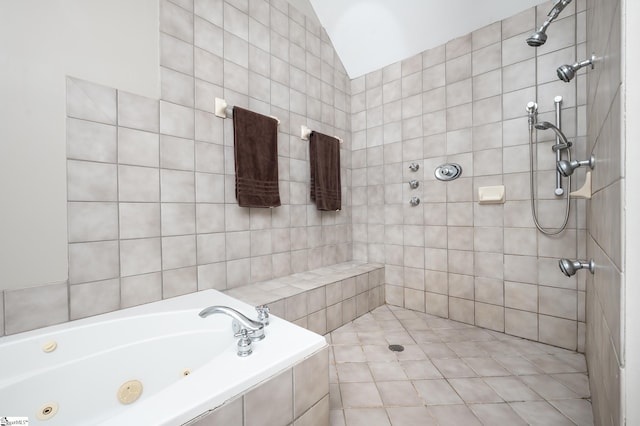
[187, 262, 385, 426]
[223, 261, 385, 336]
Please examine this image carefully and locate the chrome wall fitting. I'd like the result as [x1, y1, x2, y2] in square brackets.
[434, 163, 462, 181]
[559, 258, 595, 277]
[409, 180, 419, 189]
[408, 162, 420, 172]
[557, 155, 595, 177]
[409, 196, 420, 206]
[526, 0, 573, 47]
[557, 54, 596, 82]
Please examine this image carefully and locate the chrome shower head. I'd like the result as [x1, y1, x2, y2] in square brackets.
[557, 55, 595, 82]
[556, 155, 595, 177]
[526, 31, 547, 47]
[558, 258, 594, 277]
[526, 0, 572, 47]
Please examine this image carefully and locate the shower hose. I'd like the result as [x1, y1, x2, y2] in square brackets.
[528, 125, 571, 235]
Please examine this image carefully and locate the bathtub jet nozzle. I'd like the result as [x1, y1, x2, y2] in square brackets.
[558, 258, 594, 277]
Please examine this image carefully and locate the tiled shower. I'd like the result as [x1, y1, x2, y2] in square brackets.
[0, 0, 632, 424]
[351, 4, 587, 351]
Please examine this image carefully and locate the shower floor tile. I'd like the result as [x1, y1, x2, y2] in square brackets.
[328, 305, 593, 426]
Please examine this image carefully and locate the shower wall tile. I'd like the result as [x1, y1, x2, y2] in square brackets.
[446, 54, 472, 83]
[160, 101, 195, 138]
[505, 308, 538, 341]
[70, 279, 120, 320]
[67, 160, 117, 201]
[67, 202, 119, 243]
[119, 203, 161, 239]
[121, 272, 163, 308]
[4, 283, 68, 335]
[119, 165, 160, 202]
[505, 281, 538, 312]
[161, 67, 195, 107]
[472, 70, 501, 101]
[120, 238, 162, 277]
[502, 59, 536, 94]
[66, 118, 117, 163]
[160, 33, 194, 75]
[502, 8, 535, 40]
[538, 314, 577, 350]
[68, 241, 119, 284]
[66, 77, 117, 125]
[118, 128, 160, 168]
[160, 0, 193, 42]
[472, 22, 501, 51]
[163, 266, 198, 298]
[502, 33, 536, 67]
[472, 43, 501, 76]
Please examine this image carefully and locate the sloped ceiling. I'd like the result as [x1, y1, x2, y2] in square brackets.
[307, 0, 548, 78]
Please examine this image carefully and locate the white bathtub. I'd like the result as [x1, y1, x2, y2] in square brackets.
[0, 289, 327, 425]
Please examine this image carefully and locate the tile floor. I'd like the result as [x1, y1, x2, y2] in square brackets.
[328, 305, 593, 426]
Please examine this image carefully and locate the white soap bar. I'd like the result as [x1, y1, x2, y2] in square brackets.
[478, 185, 505, 204]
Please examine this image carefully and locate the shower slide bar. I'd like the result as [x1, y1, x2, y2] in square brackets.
[554, 96, 564, 196]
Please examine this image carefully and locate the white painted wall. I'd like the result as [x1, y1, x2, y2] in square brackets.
[0, 0, 159, 290]
[624, 0, 640, 423]
[309, 0, 548, 77]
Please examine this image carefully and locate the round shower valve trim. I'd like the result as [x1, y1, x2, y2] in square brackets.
[434, 163, 462, 181]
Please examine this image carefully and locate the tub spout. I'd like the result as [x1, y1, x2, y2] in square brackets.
[199, 305, 265, 341]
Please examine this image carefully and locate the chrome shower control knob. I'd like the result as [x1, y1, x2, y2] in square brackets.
[409, 180, 419, 189]
[408, 162, 420, 172]
[409, 196, 420, 206]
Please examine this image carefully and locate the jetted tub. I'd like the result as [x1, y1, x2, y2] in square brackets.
[0, 289, 327, 425]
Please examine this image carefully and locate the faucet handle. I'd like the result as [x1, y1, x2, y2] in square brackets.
[234, 329, 253, 357]
[256, 305, 270, 326]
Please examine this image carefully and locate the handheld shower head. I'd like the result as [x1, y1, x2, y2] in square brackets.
[526, 0, 572, 47]
[558, 258, 594, 277]
[534, 121, 571, 150]
[557, 55, 595, 82]
[556, 155, 595, 177]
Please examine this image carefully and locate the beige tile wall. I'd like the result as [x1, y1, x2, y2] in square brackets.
[187, 346, 329, 426]
[352, 0, 588, 351]
[2, 0, 353, 335]
[585, 0, 624, 424]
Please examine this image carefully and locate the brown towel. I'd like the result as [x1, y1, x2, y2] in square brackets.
[309, 131, 341, 211]
[233, 106, 281, 208]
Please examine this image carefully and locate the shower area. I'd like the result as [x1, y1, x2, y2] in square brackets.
[352, 1, 589, 351]
[349, 0, 628, 424]
[0, 0, 635, 424]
